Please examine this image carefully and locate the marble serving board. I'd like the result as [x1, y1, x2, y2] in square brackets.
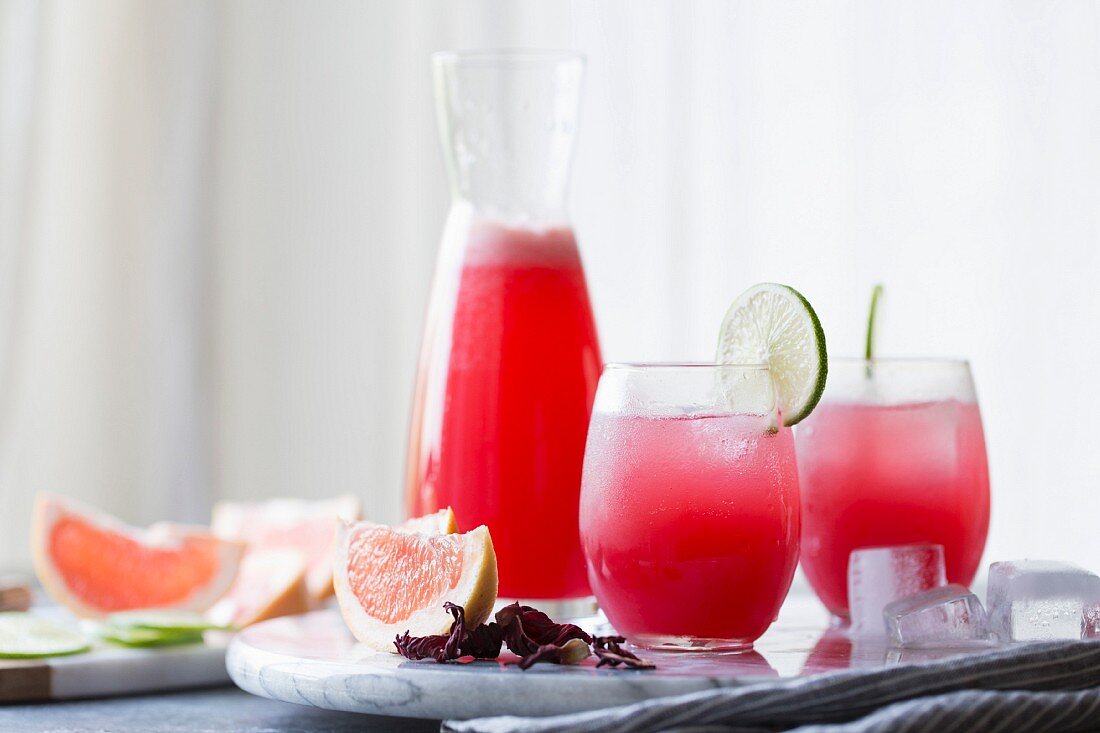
[226, 594, 998, 720]
[0, 638, 230, 702]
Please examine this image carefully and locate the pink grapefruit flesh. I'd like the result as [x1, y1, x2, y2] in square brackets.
[348, 527, 464, 624]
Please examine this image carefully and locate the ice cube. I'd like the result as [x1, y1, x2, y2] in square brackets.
[986, 560, 1100, 642]
[848, 544, 946, 638]
[883, 583, 988, 647]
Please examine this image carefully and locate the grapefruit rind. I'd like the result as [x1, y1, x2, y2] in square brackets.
[32, 493, 245, 619]
[205, 548, 310, 629]
[333, 522, 497, 652]
[400, 507, 459, 535]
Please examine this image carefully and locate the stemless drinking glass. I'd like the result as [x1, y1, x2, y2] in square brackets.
[795, 359, 991, 622]
[579, 364, 801, 651]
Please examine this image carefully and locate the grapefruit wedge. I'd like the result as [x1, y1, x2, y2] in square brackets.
[211, 495, 360, 602]
[32, 493, 244, 618]
[334, 521, 497, 651]
[205, 548, 310, 628]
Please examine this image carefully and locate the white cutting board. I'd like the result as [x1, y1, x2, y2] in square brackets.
[0, 642, 229, 702]
[0, 608, 230, 702]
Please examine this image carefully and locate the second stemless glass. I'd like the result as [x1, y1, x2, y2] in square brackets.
[795, 358, 991, 623]
[579, 364, 801, 651]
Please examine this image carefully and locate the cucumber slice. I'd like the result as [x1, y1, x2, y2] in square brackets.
[98, 626, 205, 648]
[106, 610, 229, 633]
[0, 612, 90, 658]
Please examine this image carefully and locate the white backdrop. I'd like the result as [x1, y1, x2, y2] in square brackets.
[2, 0, 1099, 575]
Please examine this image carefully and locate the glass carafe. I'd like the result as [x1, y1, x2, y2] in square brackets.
[406, 51, 601, 602]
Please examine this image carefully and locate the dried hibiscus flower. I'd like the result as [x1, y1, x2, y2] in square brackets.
[593, 635, 655, 670]
[514, 638, 592, 670]
[393, 601, 465, 662]
[460, 617, 504, 659]
[494, 602, 592, 667]
[395, 601, 503, 662]
[394, 601, 654, 671]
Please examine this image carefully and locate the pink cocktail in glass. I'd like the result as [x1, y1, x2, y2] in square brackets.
[580, 364, 800, 650]
[795, 359, 990, 621]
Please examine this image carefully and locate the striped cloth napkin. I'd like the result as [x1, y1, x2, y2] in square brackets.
[445, 639, 1100, 733]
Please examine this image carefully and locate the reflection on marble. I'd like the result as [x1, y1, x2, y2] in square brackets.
[226, 596, 1009, 720]
[800, 628, 852, 675]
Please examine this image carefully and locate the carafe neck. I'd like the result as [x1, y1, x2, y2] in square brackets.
[433, 51, 584, 224]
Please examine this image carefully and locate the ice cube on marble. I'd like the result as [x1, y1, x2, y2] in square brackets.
[883, 583, 988, 647]
[986, 560, 1100, 642]
[848, 544, 946, 638]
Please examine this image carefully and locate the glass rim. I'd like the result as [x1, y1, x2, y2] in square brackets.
[829, 356, 971, 367]
[432, 49, 585, 67]
[603, 361, 769, 372]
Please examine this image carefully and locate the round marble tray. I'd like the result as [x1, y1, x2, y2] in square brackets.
[225, 597, 982, 720]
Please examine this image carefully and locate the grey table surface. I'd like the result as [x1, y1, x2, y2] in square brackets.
[0, 685, 443, 733]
